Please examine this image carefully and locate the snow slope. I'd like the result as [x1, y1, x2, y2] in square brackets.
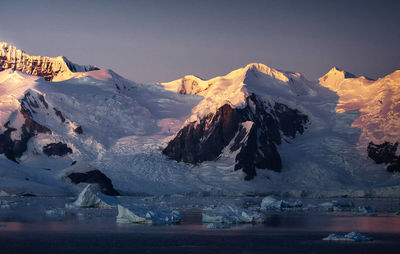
[320, 67, 400, 146]
[0, 43, 399, 197]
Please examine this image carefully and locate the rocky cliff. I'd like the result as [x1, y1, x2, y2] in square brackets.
[0, 42, 98, 81]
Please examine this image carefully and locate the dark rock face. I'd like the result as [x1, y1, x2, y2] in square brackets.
[163, 93, 309, 180]
[62, 56, 99, 73]
[367, 142, 397, 164]
[0, 107, 51, 162]
[368, 141, 400, 172]
[42, 142, 72, 157]
[74, 126, 83, 134]
[0, 44, 99, 81]
[53, 107, 65, 123]
[66, 170, 120, 196]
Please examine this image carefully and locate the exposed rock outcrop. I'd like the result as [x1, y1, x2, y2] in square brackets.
[42, 142, 72, 157]
[66, 169, 120, 196]
[74, 126, 83, 134]
[0, 42, 98, 81]
[0, 106, 51, 162]
[368, 141, 400, 172]
[163, 93, 308, 180]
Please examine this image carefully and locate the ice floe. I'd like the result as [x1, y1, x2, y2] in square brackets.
[323, 232, 373, 242]
[318, 200, 354, 212]
[202, 205, 265, 224]
[354, 206, 377, 216]
[260, 196, 302, 211]
[0, 200, 11, 209]
[116, 204, 181, 225]
[45, 209, 66, 216]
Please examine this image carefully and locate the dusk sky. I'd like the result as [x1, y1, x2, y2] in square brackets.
[1, 0, 399, 83]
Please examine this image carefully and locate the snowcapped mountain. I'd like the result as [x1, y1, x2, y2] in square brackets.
[320, 67, 400, 172]
[159, 64, 312, 179]
[0, 42, 399, 197]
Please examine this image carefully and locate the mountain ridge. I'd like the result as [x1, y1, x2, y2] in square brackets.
[0, 43, 399, 196]
[0, 42, 99, 81]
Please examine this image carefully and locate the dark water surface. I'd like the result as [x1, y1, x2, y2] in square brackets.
[0, 197, 399, 253]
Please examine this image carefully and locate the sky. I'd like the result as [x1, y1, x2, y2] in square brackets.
[0, 0, 399, 83]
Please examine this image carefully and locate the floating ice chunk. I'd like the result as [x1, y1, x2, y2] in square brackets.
[116, 204, 181, 225]
[0, 200, 13, 208]
[318, 202, 335, 211]
[202, 205, 265, 224]
[205, 223, 232, 229]
[332, 200, 354, 211]
[45, 209, 66, 216]
[302, 204, 318, 211]
[318, 200, 355, 212]
[260, 196, 302, 211]
[354, 206, 377, 216]
[0, 190, 12, 197]
[323, 232, 373, 242]
[66, 184, 118, 208]
[260, 196, 280, 210]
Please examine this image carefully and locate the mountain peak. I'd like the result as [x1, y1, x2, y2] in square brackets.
[319, 66, 358, 91]
[231, 63, 292, 83]
[326, 66, 357, 79]
[0, 42, 99, 81]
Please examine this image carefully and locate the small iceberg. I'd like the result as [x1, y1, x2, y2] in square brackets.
[260, 196, 302, 211]
[66, 184, 118, 208]
[354, 206, 377, 216]
[323, 232, 373, 242]
[0, 200, 12, 209]
[318, 200, 355, 212]
[116, 204, 181, 225]
[45, 209, 66, 216]
[202, 205, 265, 224]
[0, 190, 13, 197]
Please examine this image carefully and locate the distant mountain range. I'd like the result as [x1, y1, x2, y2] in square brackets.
[0, 42, 399, 197]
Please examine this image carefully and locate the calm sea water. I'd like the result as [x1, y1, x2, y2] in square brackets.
[0, 196, 399, 253]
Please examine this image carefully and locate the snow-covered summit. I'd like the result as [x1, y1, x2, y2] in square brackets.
[319, 67, 358, 92]
[161, 62, 312, 95]
[0, 42, 98, 81]
[160, 63, 316, 123]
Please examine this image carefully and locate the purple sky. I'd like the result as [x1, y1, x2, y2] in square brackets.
[1, 0, 399, 83]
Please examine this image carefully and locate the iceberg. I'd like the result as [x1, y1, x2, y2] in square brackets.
[202, 205, 265, 224]
[323, 232, 373, 242]
[45, 209, 66, 216]
[116, 204, 181, 225]
[0, 200, 11, 209]
[354, 206, 377, 216]
[318, 200, 355, 212]
[260, 196, 302, 211]
[66, 184, 118, 208]
[0, 190, 12, 197]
